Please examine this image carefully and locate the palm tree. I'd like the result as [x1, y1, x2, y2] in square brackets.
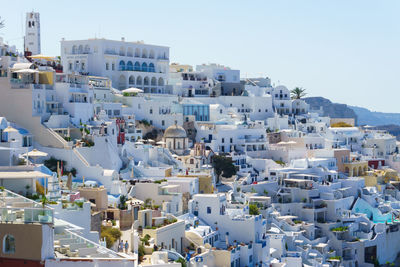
[291, 87, 306, 99]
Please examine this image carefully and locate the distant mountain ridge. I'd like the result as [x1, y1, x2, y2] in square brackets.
[348, 106, 400, 126]
[303, 96, 400, 140]
[304, 97, 400, 127]
[304, 97, 358, 122]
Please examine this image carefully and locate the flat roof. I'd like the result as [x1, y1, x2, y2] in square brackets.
[0, 171, 51, 179]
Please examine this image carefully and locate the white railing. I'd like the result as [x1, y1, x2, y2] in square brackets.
[73, 148, 90, 167]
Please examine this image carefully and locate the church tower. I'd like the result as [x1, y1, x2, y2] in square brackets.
[24, 12, 41, 55]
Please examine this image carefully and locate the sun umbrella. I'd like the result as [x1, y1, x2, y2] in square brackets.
[156, 141, 166, 145]
[21, 149, 48, 165]
[135, 141, 144, 145]
[22, 149, 48, 157]
[138, 139, 146, 142]
[67, 173, 72, 190]
[122, 87, 144, 94]
[146, 139, 155, 143]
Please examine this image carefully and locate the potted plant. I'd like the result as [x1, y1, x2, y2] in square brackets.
[38, 195, 50, 223]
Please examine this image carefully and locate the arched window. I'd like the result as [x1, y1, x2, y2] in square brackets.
[126, 61, 133, 71]
[3, 235, 15, 254]
[78, 45, 83, 54]
[158, 77, 164, 86]
[149, 50, 155, 59]
[136, 76, 142, 85]
[151, 77, 157, 86]
[129, 76, 135, 85]
[144, 76, 149, 86]
[135, 48, 140, 57]
[134, 62, 140, 71]
[72, 45, 77, 54]
[142, 49, 148, 58]
[119, 61, 126, 71]
[149, 63, 155, 72]
[141, 62, 148, 72]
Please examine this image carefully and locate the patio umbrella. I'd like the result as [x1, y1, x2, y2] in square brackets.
[13, 69, 38, 73]
[146, 139, 155, 143]
[138, 138, 146, 142]
[135, 141, 144, 145]
[67, 173, 72, 190]
[28, 54, 56, 61]
[21, 149, 48, 165]
[156, 141, 166, 145]
[122, 87, 144, 94]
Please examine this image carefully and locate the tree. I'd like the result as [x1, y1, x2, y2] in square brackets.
[212, 154, 237, 183]
[119, 195, 127, 210]
[249, 203, 259, 215]
[291, 87, 306, 99]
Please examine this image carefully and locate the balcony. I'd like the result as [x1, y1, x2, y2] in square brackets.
[0, 189, 54, 224]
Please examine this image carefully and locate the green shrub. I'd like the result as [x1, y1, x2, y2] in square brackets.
[100, 226, 121, 248]
[331, 226, 349, 232]
[249, 203, 259, 215]
[175, 258, 187, 267]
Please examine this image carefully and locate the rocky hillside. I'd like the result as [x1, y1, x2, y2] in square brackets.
[304, 97, 358, 122]
[349, 106, 400, 126]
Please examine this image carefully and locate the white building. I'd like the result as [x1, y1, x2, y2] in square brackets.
[60, 38, 170, 92]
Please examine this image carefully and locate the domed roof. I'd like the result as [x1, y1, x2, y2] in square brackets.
[164, 124, 187, 138]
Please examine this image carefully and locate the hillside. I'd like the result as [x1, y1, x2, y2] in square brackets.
[349, 106, 400, 126]
[304, 97, 358, 122]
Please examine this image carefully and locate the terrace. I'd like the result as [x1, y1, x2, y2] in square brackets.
[0, 188, 54, 224]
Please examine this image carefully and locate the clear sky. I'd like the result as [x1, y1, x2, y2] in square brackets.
[1, 0, 399, 112]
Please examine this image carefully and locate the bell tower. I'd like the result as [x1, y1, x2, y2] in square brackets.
[24, 11, 41, 55]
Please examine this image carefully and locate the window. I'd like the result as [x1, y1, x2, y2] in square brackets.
[112, 63, 115, 70]
[150, 109, 153, 114]
[207, 207, 211, 214]
[220, 109, 222, 114]
[258, 109, 261, 112]
[230, 138, 233, 143]
[149, 120, 153, 125]
[265, 109, 268, 112]
[222, 138, 224, 143]
[106, 63, 109, 70]
[81, 62, 85, 70]
[69, 63, 72, 70]
[162, 120, 165, 126]
[3, 235, 15, 254]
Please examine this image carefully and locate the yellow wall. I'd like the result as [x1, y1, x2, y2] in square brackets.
[176, 174, 213, 194]
[39, 71, 53, 85]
